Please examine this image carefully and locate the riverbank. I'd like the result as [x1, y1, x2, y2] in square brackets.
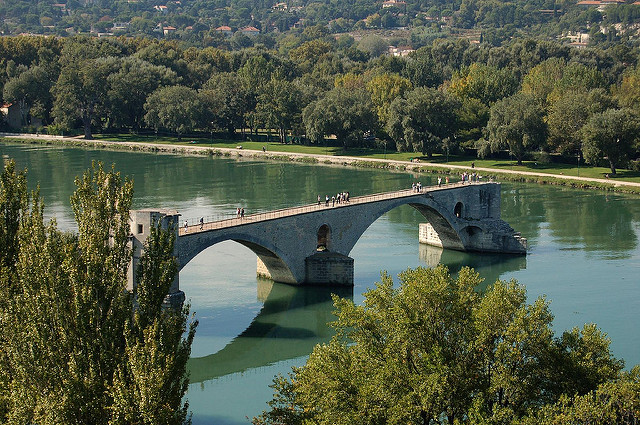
[2, 132, 640, 194]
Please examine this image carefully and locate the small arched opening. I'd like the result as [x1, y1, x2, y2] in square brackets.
[454, 202, 463, 218]
[317, 224, 331, 251]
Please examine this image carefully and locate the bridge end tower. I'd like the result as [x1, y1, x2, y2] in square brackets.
[128, 209, 185, 309]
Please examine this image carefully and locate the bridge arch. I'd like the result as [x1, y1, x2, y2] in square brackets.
[329, 196, 466, 257]
[177, 230, 299, 284]
[317, 224, 331, 251]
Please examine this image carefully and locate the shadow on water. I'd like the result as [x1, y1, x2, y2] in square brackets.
[187, 278, 353, 383]
[188, 246, 526, 384]
[419, 244, 528, 291]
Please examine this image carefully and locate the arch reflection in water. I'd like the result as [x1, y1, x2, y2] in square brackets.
[419, 244, 527, 290]
[187, 278, 353, 384]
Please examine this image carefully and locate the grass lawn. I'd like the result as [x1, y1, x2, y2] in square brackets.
[94, 133, 640, 184]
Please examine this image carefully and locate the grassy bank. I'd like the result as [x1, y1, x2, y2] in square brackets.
[4, 133, 640, 194]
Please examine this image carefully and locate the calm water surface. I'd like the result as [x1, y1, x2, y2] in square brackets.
[2, 142, 639, 424]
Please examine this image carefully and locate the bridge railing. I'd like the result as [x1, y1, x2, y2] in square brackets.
[180, 181, 479, 234]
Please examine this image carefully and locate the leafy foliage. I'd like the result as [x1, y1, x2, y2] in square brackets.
[0, 161, 196, 425]
[254, 265, 624, 425]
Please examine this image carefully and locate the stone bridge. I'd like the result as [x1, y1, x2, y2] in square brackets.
[127, 182, 527, 306]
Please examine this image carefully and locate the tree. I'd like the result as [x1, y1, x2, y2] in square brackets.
[581, 108, 640, 175]
[0, 161, 197, 424]
[448, 63, 519, 105]
[546, 88, 611, 156]
[52, 57, 118, 138]
[366, 73, 412, 127]
[144, 85, 204, 139]
[106, 57, 178, 130]
[522, 366, 640, 424]
[200, 72, 251, 137]
[302, 86, 377, 149]
[613, 64, 640, 110]
[254, 265, 623, 425]
[485, 92, 547, 164]
[3, 65, 53, 127]
[253, 75, 303, 143]
[386, 87, 459, 156]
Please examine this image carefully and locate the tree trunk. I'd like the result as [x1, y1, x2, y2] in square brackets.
[83, 115, 92, 139]
[609, 159, 617, 175]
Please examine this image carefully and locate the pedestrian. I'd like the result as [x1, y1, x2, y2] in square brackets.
[317, 195, 321, 205]
[262, 146, 266, 152]
[241, 208, 245, 218]
[199, 216, 204, 230]
[325, 195, 329, 206]
[184, 220, 188, 232]
[471, 162, 475, 169]
[445, 176, 449, 184]
[237, 207, 241, 218]
[437, 176, 442, 186]
[332, 195, 335, 207]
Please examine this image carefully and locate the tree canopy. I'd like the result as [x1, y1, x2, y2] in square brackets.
[254, 265, 625, 425]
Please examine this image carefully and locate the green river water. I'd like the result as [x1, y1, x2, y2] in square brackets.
[2, 141, 639, 424]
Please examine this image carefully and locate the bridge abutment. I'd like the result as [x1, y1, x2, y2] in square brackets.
[129, 209, 185, 309]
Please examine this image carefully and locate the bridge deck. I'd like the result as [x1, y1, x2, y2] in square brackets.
[180, 181, 474, 235]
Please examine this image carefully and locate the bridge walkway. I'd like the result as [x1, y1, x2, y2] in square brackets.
[179, 181, 472, 236]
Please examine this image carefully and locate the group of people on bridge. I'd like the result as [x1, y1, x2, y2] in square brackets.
[318, 192, 350, 207]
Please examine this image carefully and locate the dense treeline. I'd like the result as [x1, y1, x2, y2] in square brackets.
[2, 34, 640, 173]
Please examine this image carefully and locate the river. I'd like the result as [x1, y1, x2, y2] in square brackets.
[2, 141, 639, 424]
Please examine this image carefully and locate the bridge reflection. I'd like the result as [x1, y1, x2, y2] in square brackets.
[187, 279, 352, 383]
[419, 244, 527, 290]
[187, 248, 527, 383]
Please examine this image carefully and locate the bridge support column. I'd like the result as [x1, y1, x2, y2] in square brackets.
[305, 252, 354, 286]
[129, 209, 185, 309]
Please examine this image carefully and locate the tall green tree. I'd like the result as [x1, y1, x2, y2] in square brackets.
[52, 57, 118, 138]
[485, 92, 547, 164]
[254, 75, 303, 143]
[144, 85, 204, 139]
[0, 161, 196, 425]
[200, 72, 251, 137]
[106, 57, 178, 130]
[302, 86, 377, 148]
[546, 88, 611, 156]
[2, 65, 52, 127]
[581, 107, 640, 175]
[386, 87, 459, 157]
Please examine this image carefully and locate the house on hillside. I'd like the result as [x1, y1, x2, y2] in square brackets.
[239, 26, 260, 36]
[388, 45, 415, 57]
[382, 0, 407, 8]
[215, 25, 233, 36]
[163, 25, 176, 36]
